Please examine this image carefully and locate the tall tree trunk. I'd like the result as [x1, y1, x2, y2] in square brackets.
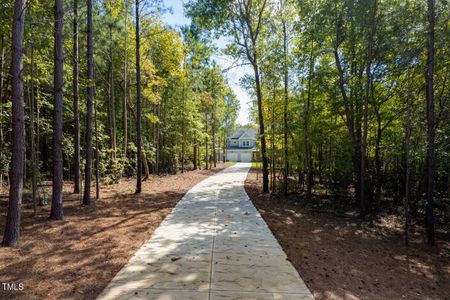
[374, 112, 382, 202]
[0, 33, 5, 189]
[2, 0, 26, 247]
[108, 0, 116, 162]
[205, 112, 209, 170]
[135, 0, 142, 193]
[123, 0, 129, 160]
[212, 117, 216, 168]
[271, 89, 275, 192]
[30, 40, 38, 216]
[50, 0, 65, 220]
[305, 44, 314, 199]
[404, 90, 412, 246]
[360, 0, 377, 217]
[181, 68, 186, 173]
[425, 0, 436, 245]
[281, 0, 289, 196]
[94, 96, 100, 199]
[334, 9, 362, 215]
[223, 131, 227, 163]
[73, 0, 80, 194]
[83, 0, 94, 205]
[253, 62, 269, 193]
[155, 104, 160, 174]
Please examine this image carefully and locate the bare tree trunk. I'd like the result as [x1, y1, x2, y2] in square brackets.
[155, 103, 160, 174]
[212, 118, 216, 168]
[108, 0, 117, 162]
[73, 0, 80, 194]
[94, 96, 100, 199]
[2, 0, 26, 247]
[0, 33, 5, 189]
[181, 63, 186, 173]
[83, 0, 94, 205]
[30, 40, 38, 216]
[193, 139, 197, 170]
[334, 8, 362, 216]
[205, 112, 209, 170]
[271, 91, 275, 192]
[254, 62, 269, 193]
[135, 0, 142, 193]
[360, 0, 376, 217]
[374, 112, 382, 202]
[50, 0, 65, 220]
[425, 0, 436, 245]
[211, 72, 217, 168]
[305, 44, 314, 199]
[404, 91, 412, 246]
[123, 0, 129, 160]
[281, 0, 288, 196]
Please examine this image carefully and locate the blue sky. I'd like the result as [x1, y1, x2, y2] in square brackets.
[162, 0, 253, 125]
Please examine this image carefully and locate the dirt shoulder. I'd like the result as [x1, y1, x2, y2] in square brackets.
[245, 168, 450, 300]
[0, 163, 229, 300]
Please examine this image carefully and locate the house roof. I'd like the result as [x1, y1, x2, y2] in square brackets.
[229, 127, 257, 140]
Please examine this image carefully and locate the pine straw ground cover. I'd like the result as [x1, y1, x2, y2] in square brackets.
[245, 168, 450, 300]
[0, 163, 229, 300]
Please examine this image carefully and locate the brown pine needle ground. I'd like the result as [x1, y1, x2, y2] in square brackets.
[245, 168, 450, 300]
[0, 163, 229, 300]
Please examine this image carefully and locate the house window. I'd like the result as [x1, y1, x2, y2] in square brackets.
[243, 140, 250, 147]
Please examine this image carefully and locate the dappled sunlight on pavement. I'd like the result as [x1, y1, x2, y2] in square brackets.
[97, 163, 314, 300]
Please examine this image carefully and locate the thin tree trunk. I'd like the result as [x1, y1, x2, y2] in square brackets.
[212, 117, 216, 168]
[123, 0, 129, 160]
[2, 0, 26, 247]
[155, 104, 160, 174]
[253, 62, 269, 193]
[135, 0, 142, 193]
[281, 0, 288, 196]
[374, 112, 382, 202]
[73, 0, 80, 194]
[50, 0, 65, 220]
[305, 44, 314, 199]
[108, 0, 116, 162]
[334, 9, 362, 215]
[83, 0, 94, 205]
[181, 62, 186, 173]
[425, 0, 436, 245]
[30, 40, 38, 216]
[404, 91, 411, 246]
[205, 112, 209, 170]
[360, 0, 376, 217]
[271, 90, 275, 192]
[94, 96, 100, 199]
[193, 138, 197, 170]
[0, 33, 5, 189]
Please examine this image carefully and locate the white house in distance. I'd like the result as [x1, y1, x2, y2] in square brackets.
[225, 127, 258, 162]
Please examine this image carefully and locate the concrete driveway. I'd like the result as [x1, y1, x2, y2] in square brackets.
[97, 163, 314, 300]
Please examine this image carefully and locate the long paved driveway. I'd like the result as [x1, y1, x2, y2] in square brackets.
[98, 163, 314, 300]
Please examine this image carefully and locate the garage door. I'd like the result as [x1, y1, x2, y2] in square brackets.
[239, 152, 252, 162]
[226, 152, 238, 162]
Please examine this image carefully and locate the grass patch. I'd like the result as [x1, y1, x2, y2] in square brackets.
[252, 161, 262, 168]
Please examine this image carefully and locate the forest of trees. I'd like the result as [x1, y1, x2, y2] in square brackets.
[1, 0, 449, 248]
[0, 0, 239, 246]
[187, 0, 449, 245]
